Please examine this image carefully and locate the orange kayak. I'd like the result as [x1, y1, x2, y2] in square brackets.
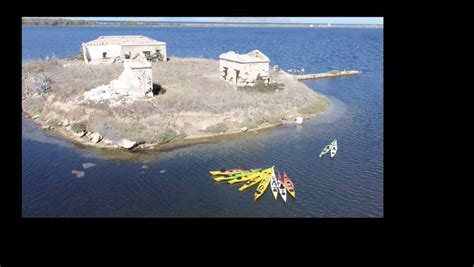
[283, 171, 295, 199]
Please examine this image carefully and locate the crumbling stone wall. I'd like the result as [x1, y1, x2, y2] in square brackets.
[84, 53, 154, 103]
[219, 50, 270, 87]
[82, 44, 122, 64]
[220, 60, 269, 87]
[122, 44, 167, 61]
[82, 36, 167, 64]
[112, 56, 153, 97]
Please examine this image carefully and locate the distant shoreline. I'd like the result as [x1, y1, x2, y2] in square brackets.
[22, 19, 383, 29]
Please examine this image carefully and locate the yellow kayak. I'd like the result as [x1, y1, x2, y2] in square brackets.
[209, 169, 250, 176]
[228, 168, 271, 184]
[213, 169, 262, 182]
[254, 166, 274, 201]
[238, 169, 272, 191]
[238, 177, 263, 191]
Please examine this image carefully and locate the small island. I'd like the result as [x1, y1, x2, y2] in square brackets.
[22, 36, 332, 150]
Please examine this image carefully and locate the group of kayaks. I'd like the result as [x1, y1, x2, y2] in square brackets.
[209, 166, 295, 202]
[209, 139, 337, 202]
[319, 139, 338, 158]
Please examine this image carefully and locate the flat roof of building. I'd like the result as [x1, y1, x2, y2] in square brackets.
[84, 35, 166, 46]
[219, 50, 270, 63]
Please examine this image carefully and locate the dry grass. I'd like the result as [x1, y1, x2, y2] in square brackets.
[297, 94, 330, 115]
[148, 57, 321, 116]
[22, 58, 328, 144]
[22, 59, 123, 102]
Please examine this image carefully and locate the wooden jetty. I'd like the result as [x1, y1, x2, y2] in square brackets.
[294, 70, 361, 80]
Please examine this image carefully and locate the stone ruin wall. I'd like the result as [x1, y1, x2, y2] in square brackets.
[220, 60, 269, 87]
[122, 44, 167, 60]
[83, 44, 167, 64]
[83, 53, 154, 103]
[83, 44, 122, 63]
[111, 61, 153, 97]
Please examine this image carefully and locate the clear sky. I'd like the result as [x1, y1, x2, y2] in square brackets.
[43, 17, 383, 24]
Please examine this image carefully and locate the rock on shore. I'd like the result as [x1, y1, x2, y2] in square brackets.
[117, 138, 137, 149]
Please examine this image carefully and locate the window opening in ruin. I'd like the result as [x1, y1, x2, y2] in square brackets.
[154, 50, 164, 61]
[223, 67, 228, 80]
[102, 52, 107, 59]
[235, 69, 240, 85]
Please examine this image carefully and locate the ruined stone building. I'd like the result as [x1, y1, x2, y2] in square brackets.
[83, 53, 154, 102]
[82, 35, 167, 64]
[111, 53, 154, 97]
[219, 50, 270, 87]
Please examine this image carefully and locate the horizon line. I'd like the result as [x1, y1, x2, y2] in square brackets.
[24, 17, 384, 25]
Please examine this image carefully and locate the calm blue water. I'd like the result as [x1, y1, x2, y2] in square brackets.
[22, 26, 383, 217]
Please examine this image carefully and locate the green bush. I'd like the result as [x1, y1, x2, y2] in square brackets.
[159, 129, 177, 143]
[205, 123, 228, 133]
[298, 103, 320, 114]
[240, 119, 258, 129]
[76, 50, 84, 60]
[158, 128, 186, 144]
[38, 112, 46, 121]
[47, 118, 60, 127]
[268, 117, 282, 125]
[298, 96, 330, 115]
[239, 77, 284, 93]
[328, 70, 340, 75]
[31, 106, 43, 115]
[71, 122, 87, 133]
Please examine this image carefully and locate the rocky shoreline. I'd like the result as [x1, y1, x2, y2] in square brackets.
[22, 109, 324, 151]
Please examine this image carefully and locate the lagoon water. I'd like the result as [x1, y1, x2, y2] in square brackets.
[22, 26, 383, 217]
